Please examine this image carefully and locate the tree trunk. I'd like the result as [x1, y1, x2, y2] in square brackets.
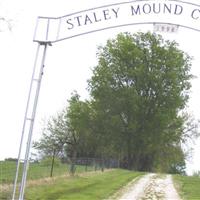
[70, 148, 77, 175]
[127, 136, 132, 170]
[50, 149, 56, 177]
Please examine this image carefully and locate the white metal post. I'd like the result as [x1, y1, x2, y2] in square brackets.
[19, 42, 49, 200]
[12, 43, 41, 200]
[12, 42, 50, 200]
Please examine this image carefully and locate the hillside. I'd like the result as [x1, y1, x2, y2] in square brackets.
[1, 167, 200, 199]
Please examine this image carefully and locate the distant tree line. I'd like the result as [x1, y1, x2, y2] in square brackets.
[34, 32, 199, 175]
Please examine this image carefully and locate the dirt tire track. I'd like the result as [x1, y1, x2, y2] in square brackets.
[117, 174, 181, 200]
[118, 173, 155, 200]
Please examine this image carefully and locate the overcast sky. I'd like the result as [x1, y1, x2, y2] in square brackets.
[0, 0, 200, 175]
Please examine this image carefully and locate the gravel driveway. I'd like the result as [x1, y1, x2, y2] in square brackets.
[117, 173, 181, 200]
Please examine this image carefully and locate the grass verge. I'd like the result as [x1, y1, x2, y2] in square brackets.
[24, 169, 143, 200]
[0, 161, 95, 184]
[0, 161, 100, 199]
[173, 175, 200, 200]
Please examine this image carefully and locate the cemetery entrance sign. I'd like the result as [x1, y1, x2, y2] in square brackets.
[13, 0, 200, 200]
[34, 0, 200, 43]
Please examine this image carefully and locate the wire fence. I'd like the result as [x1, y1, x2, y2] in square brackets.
[0, 157, 119, 199]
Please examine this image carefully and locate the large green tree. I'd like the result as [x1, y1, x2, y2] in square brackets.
[88, 32, 193, 171]
[34, 32, 198, 174]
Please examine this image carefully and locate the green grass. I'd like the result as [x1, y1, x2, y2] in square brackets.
[0, 161, 67, 184]
[0, 161, 95, 184]
[0, 161, 97, 199]
[25, 169, 144, 200]
[0, 160, 106, 199]
[0, 161, 16, 184]
[173, 175, 200, 200]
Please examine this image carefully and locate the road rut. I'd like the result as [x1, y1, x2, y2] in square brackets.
[117, 173, 181, 200]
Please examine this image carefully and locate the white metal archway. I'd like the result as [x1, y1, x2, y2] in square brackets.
[12, 0, 200, 199]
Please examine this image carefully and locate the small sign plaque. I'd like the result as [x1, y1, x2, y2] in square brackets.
[153, 23, 179, 33]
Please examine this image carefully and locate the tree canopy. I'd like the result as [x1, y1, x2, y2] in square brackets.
[34, 32, 198, 174]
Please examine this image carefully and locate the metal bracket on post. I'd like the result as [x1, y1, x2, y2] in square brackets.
[12, 41, 51, 200]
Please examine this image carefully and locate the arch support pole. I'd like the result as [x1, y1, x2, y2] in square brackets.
[12, 41, 51, 200]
